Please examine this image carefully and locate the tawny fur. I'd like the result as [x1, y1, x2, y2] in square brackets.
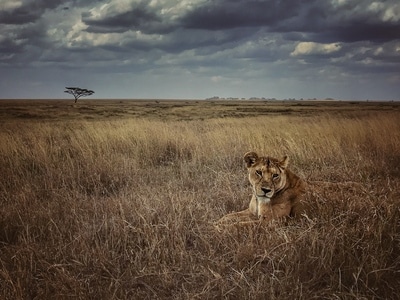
[215, 152, 362, 228]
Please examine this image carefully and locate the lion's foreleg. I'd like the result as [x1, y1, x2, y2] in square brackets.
[258, 201, 292, 221]
[215, 209, 255, 225]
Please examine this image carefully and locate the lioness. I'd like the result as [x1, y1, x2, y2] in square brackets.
[216, 151, 361, 227]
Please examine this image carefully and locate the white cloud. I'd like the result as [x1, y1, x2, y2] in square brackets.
[330, 0, 349, 7]
[382, 5, 400, 22]
[0, 0, 23, 11]
[367, 1, 400, 22]
[291, 42, 342, 56]
[85, 0, 202, 25]
[211, 75, 223, 83]
[87, 0, 136, 20]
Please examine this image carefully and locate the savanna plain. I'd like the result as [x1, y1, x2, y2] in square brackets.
[0, 99, 399, 299]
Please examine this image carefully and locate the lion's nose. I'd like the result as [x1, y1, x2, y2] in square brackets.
[261, 187, 272, 195]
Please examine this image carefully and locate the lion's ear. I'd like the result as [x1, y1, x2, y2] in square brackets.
[244, 152, 259, 168]
[280, 155, 289, 169]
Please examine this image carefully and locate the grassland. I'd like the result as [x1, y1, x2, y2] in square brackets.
[0, 99, 399, 299]
[0, 99, 399, 121]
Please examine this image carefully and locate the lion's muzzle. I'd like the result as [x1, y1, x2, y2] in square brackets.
[260, 187, 273, 198]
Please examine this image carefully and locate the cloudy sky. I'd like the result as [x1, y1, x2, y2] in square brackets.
[1, 0, 399, 100]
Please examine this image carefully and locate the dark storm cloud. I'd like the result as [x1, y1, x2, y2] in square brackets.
[0, 7, 39, 24]
[0, 36, 23, 54]
[181, 0, 304, 30]
[79, 0, 305, 36]
[0, 22, 47, 63]
[1, 0, 398, 61]
[325, 22, 400, 43]
[82, 2, 172, 34]
[180, 0, 400, 43]
[182, 0, 324, 31]
[0, 0, 67, 24]
[160, 28, 253, 53]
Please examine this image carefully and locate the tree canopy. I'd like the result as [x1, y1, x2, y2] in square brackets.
[64, 87, 95, 103]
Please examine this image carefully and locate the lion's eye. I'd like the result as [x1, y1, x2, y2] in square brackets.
[272, 174, 280, 179]
[255, 170, 262, 176]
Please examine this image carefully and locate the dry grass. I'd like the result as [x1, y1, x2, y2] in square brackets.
[0, 100, 399, 299]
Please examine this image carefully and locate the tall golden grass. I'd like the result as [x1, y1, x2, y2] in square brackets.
[0, 109, 399, 299]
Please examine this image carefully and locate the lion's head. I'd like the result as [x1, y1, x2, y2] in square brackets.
[244, 152, 289, 204]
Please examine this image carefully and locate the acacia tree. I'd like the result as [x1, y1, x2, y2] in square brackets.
[64, 87, 95, 103]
